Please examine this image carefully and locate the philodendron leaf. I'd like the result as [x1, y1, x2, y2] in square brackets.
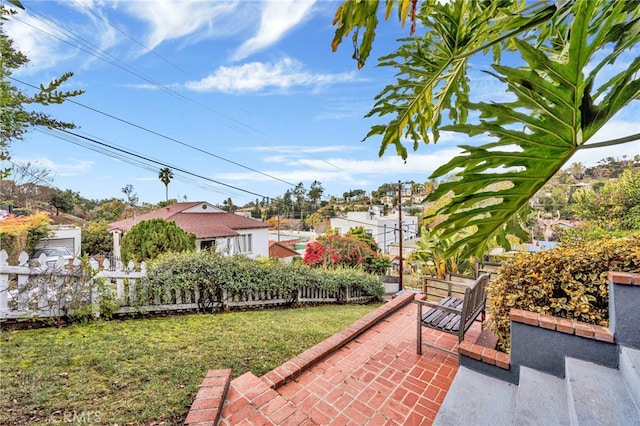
[7, 0, 24, 9]
[427, 0, 640, 258]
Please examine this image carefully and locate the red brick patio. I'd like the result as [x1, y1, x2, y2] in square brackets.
[186, 292, 484, 425]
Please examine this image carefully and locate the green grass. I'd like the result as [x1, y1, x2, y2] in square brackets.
[0, 303, 381, 425]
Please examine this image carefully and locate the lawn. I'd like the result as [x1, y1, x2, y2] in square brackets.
[0, 303, 381, 425]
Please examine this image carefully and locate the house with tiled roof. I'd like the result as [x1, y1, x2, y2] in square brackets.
[108, 201, 270, 259]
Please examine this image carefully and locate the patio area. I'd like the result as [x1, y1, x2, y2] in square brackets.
[186, 292, 486, 425]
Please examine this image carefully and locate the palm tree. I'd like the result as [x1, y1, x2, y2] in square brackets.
[158, 168, 173, 201]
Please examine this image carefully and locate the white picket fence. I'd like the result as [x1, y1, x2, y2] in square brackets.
[0, 250, 374, 321]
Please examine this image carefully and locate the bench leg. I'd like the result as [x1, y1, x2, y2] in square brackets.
[416, 302, 422, 355]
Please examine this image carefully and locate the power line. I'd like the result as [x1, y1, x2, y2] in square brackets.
[10, 76, 298, 187]
[9, 12, 187, 105]
[11, 8, 261, 137]
[49, 127, 272, 200]
[12, 4, 347, 175]
[70, 0, 187, 74]
[36, 127, 244, 200]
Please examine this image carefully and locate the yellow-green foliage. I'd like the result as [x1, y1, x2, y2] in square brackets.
[0, 212, 51, 263]
[488, 235, 640, 353]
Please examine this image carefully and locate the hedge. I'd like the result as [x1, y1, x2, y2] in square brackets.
[140, 251, 384, 311]
[487, 234, 640, 353]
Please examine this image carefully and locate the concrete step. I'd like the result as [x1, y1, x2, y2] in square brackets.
[621, 346, 640, 410]
[566, 357, 640, 426]
[513, 366, 570, 426]
[434, 366, 517, 426]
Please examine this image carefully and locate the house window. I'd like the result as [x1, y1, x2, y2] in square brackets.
[236, 234, 252, 253]
[201, 240, 215, 250]
[365, 229, 373, 238]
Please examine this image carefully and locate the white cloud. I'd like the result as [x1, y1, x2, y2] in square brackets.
[4, 2, 121, 74]
[122, 0, 241, 51]
[232, 0, 317, 61]
[214, 146, 464, 186]
[314, 97, 372, 121]
[184, 57, 357, 93]
[4, 11, 76, 74]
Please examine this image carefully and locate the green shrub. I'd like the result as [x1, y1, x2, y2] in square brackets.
[81, 220, 113, 255]
[121, 218, 195, 263]
[488, 234, 640, 353]
[140, 250, 383, 312]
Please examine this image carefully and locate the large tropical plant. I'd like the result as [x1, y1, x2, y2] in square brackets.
[332, 0, 640, 257]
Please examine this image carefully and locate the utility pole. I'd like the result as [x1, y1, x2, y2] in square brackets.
[383, 224, 387, 254]
[398, 180, 403, 291]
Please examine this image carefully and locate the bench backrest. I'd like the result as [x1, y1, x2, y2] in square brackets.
[460, 274, 490, 326]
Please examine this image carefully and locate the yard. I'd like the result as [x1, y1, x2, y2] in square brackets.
[0, 303, 380, 425]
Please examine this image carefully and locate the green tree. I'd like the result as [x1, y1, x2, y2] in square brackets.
[49, 189, 78, 216]
[568, 162, 586, 181]
[120, 218, 195, 263]
[304, 212, 325, 231]
[221, 197, 237, 213]
[158, 167, 174, 202]
[332, 0, 640, 257]
[569, 169, 640, 232]
[1, 3, 83, 178]
[292, 182, 306, 209]
[308, 180, 324, 207]
[409, 226, 472, 279]
[92, 199, 126, 223]
[81, 220, 113, 255]
[121, 184, 138, 207]
[157, 198, 177, 209]
[346, 226, 379, 252]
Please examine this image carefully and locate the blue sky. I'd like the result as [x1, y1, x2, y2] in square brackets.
[4, 0, 639, 206]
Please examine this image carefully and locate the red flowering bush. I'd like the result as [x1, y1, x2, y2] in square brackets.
[303, 234, 390, 275]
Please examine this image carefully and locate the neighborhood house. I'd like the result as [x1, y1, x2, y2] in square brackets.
[108, 201, 270, 259]
[329, 207, 419, 255]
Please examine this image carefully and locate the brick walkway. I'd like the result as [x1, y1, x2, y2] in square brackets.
[188, 293, 483, 425]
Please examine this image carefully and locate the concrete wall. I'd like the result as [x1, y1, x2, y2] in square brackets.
[608, 272, 640, 350]
[36, 225, 82, 257]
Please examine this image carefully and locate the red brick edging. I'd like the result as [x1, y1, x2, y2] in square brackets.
[184, 369, 231, 425]
[458, 340, 510, 370]
[609, 271, 640, 286]
[508, 308, 614, 343]
[185, 294, 416, 424]
[262, 292, 416, 389]
[457, 305, 617, 371]
[452, 272, 637, 375]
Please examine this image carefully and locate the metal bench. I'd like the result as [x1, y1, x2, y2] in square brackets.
[416, 274, 490, 355]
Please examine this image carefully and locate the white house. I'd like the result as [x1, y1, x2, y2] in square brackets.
[108, 201, 270, 259]
[329, 207, 419, 254]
